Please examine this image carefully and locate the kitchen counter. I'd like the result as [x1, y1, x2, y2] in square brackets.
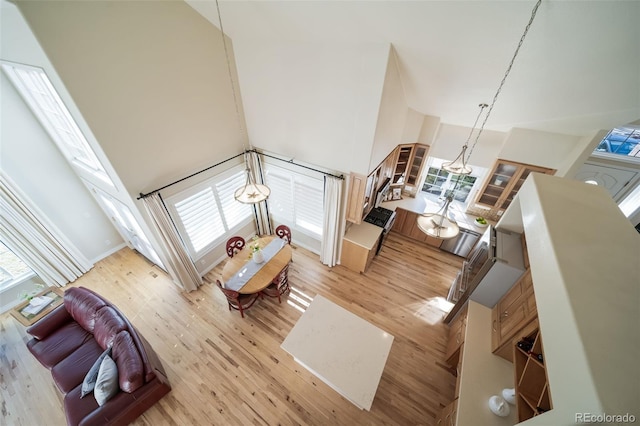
[342, 221, 383, 250]
[381, 194, 493, 233]
[456, 301, 518, 425]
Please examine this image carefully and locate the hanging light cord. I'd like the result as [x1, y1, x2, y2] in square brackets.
[465, 0, 542, 162]
[215, 0, 247, 153]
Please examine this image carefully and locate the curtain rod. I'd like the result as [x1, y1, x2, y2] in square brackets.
[137, 152, 244, 199]
[137, 149, 344, 200]
[251, 149, 344, 180]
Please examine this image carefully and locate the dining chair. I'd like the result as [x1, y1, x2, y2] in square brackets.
[261, 264, 290, 304]
[275, 225, 292, 245]
[216, 280, 260, 318]
[226, 236, 246, 258]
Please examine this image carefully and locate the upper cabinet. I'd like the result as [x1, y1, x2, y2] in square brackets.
[391, 143, 430, 196]
[471, 159, 554, 219]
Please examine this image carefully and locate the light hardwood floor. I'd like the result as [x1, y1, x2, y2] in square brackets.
[1, 231, 463, 426]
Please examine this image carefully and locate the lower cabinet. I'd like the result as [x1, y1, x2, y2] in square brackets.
[391, 208, 443, 248]
[341, 236, 380, 274]
[445, 305, 467, 367]
[435, 398, 458, 426]
[514, 327, 553, 422]
[491, 268, 537, 362]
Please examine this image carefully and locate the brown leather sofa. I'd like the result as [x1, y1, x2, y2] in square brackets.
[26, 286, 171, 426]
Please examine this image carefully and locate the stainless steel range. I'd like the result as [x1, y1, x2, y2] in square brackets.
[364, 207, 396, 254]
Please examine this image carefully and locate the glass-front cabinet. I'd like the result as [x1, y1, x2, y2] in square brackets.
[475, 159, 555, 213]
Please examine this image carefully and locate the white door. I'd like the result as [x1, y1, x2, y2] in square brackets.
[574, 162, 640, 201]
[92, 188, 164, 268]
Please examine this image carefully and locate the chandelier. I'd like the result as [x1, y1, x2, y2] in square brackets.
[419, 0, 542, 238]
[215, 0, 271, 204]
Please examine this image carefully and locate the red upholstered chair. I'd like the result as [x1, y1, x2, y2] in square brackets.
[275, 225, 292, 245]
[216, 280, 260, 318]
[261, 264, 290, 304]
[226, 236, 246, 258]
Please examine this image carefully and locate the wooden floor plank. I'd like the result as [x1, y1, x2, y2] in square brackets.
[0, 231, 462, 425]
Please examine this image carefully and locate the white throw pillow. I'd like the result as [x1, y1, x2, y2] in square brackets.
[94, 355, 119, 406]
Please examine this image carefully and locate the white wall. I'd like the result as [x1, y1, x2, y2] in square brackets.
[0, 2, 123, 263]
[369, 47, 408, 171]
[430, 123, 506, 168]
[233, 39, 389, 176]
[498, 128, 582, 172]
[16, 0, 246, 198]
[401, 108, 425, 143]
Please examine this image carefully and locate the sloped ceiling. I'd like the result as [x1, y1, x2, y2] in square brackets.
[187, 0, 639, 137]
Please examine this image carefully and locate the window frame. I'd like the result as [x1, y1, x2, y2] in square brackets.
[421, 160, 480, 204]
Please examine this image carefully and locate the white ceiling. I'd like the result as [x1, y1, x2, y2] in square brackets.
[188, 0, 640, 137]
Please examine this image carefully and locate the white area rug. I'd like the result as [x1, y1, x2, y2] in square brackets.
[281, 295, 394, 411]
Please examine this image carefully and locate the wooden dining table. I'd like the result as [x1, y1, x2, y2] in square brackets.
[221, 236, 292, 294]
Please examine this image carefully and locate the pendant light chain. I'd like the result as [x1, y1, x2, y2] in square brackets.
[465, 0, 542, 163]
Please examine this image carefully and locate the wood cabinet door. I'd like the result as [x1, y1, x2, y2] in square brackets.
[406, 144, 429, 187]
[345, 173, 366, 224]
[391, 208, 408, 232]
[393, 144, 414, 185]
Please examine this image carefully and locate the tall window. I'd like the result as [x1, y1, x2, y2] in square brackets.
[1, 61, 113, 186]
[166, 168, 252, 258]
[265, 165, 324, 238]
[0, 240, 35, 291]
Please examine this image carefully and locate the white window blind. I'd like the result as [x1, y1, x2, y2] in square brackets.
[216, 173, 252, 230]
[266, 172, 295, 223]
[173, 188, 225, 254]
[294, 179, 324, 236]
[167, 168, 253, 258]
[266, 165, 324, 238]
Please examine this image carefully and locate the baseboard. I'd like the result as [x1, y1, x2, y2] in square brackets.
[90, 242, 127, 264]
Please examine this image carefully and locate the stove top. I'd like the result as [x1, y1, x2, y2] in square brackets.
[364, 207, 394, 228]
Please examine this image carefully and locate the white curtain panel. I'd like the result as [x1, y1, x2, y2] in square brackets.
[142, 193, 202, 292]
[320, 175, 344, 267]
[0, 171, 93, 287]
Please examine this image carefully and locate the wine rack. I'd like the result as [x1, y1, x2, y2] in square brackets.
[514, 328, 552, 421]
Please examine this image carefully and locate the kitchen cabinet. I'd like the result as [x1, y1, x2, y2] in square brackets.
[445, 305, 467, 367]
[391, 143, 430, 196]
[345, 172, 367, 224]
[340, 222, 382, 273]
[391, 208, 443, 248]
[491, 269, 537, 362]
[473, 159, 554, 218]
[514, 327, 553, 422]
[435, 398, 457, 426]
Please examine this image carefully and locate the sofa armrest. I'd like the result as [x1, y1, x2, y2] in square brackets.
[27, 305, 72, 340]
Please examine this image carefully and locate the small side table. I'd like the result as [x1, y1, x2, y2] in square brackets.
[10, 287, 64, 326]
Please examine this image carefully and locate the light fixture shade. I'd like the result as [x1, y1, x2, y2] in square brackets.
[442, 145, 473, 175]
[416, 214, 460, 240]
[234, 168, 271, 204]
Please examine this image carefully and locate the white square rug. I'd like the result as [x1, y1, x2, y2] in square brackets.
[281, 294, 394, 411]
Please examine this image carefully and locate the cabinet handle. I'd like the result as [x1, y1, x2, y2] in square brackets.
[456, 331, 462, 344]
[492, 320, 497, 332]
[502, 311, 509, 319]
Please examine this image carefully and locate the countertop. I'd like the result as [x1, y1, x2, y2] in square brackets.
[456, 301, 518, 426]
[381, 194, 493, 234]
[342, 221, 383, 250]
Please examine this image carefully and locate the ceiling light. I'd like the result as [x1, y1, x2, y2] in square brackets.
[442, 0, 543, 177]
[419, 0, 543, 240]
[215, 0, 271, 204]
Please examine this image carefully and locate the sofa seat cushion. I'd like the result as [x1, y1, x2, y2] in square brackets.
[51, 339, 104, 394]
[64, 287, 107, 333]
[27, 321, 93, 369]
[93, 307, 127, 349]
[64, 383, 100, 426]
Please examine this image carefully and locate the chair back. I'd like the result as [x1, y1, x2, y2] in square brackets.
[216, 279, 239, 300]
[275, 225, 292, 245]
[226, 236, 246, 258]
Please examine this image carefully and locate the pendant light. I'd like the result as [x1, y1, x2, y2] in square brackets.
[442, 0, 542, 176]
[418, 0, 542, 239]
[215, 0, 271, 204]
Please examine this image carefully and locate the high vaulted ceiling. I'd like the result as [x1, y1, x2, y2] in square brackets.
[188, 0, 639, 137]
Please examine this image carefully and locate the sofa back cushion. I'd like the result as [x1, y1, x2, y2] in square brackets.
[112, 331, 144, 393]
[94, 307, 128, 350]
[64, 287, 107, 333]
